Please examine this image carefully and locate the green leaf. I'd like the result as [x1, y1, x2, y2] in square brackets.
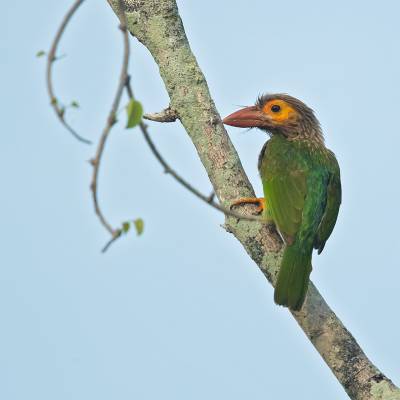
[122, 221, 130, 233]
[70, 100, 80, 108]
[36, 50, 46, 57]
[133, 218, 144, 236]
[125, 99, 143, 129]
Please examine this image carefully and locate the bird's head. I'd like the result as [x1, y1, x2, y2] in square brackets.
[223, 94, 323, 142]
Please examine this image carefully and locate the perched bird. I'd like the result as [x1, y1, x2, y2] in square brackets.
[223, 94, 341, 311]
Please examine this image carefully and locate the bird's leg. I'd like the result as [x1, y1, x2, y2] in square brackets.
[230, 197, 266, 214]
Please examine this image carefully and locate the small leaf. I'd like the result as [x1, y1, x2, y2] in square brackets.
[122, 222, 130, 233]
[133, 218, 144, 236]
[36, 50, 46, 57]
[125, 99, 143, 129]
[70, 100, 80, 108]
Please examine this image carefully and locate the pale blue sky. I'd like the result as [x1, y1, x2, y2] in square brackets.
[1, 1, 400, 399]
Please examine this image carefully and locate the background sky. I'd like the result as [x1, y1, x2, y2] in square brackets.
[1, 1, 400, 399]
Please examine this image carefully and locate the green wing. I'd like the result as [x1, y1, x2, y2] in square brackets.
[314, 153, 342, 253]
[259, 138, 309, 244]
[263, 170, 307, 244]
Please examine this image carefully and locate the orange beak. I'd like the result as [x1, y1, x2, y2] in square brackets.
[222, 106, 265, 128]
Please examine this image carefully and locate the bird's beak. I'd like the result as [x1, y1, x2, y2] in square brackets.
[222, 106, 265, 128]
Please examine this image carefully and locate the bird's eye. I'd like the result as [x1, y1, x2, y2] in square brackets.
[271, 104, 281, 113]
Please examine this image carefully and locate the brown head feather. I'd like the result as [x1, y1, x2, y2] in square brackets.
[256, 93, 324, 143]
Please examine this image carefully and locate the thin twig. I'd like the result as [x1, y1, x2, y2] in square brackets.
[46, 0, 91, 144]
[141, 125, 263, 221]
[207, 191, 216, 203]
[125, 78, 263, 223]
[101, 231, 122, 253]
[90, 0, 130, 251]
[143, 107, 178, 122]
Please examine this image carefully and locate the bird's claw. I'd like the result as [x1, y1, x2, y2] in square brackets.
[230, 197, 265, 214]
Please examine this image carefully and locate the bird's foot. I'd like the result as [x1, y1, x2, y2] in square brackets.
[230, 197, 266, 214]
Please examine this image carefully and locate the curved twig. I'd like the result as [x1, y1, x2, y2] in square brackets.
[90, 1, 130, 249]
[142, 124, 264, 221]
[46, 0, 91, 144]
[141, 124, 263, 222]
[101, 231, 122, 253]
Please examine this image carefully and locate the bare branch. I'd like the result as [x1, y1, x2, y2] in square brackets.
[143, 107, 178, 122]
[90, 0, 130, 250]
[46, 0, 91, 144]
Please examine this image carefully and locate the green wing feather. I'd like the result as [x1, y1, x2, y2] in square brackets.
[263, 170, 307, 243]
[314, 151, 342, 254]
[260, 137, 309, 244]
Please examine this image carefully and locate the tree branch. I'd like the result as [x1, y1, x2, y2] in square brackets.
[108, 1, 400, 399]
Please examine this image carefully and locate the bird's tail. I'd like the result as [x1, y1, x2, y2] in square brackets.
[274, 240, 313, 311]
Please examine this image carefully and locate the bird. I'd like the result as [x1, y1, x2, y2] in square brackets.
[223, 94, 341, 311]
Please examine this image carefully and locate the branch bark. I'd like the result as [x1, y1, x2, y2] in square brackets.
[107, 1, 400, 399]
